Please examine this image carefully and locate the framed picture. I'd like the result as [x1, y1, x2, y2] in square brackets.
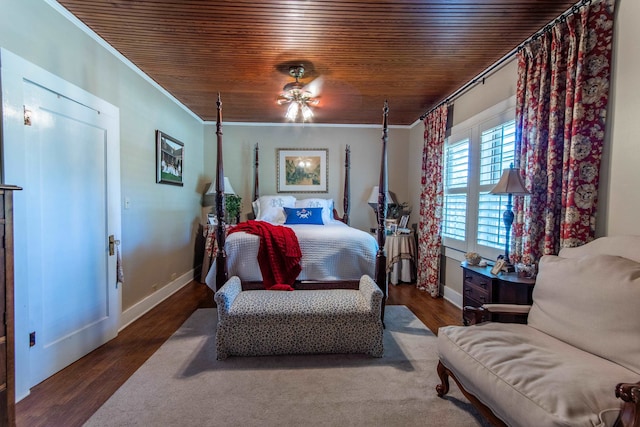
[490, 259, 506, 275]
[398, 215, 409, 229]
[156, 130, 184, 186]
[277, 148, 328, 193]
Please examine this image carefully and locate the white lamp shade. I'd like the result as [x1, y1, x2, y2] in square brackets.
[206, 176, 236, 195]
[367, 186, 395, 205]
[489, 168, 530, 195]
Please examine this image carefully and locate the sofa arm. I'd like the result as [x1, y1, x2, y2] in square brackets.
[483, 303, 532, 315]
[464, 304, 532, 325]
[213, 276, 242, 318]
[615, 381, 640, 427]
[359, 275, 383, 316]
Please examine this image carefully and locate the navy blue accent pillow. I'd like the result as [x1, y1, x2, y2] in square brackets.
[283, 207, 324, 225]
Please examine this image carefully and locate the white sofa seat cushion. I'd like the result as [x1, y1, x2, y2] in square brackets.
[438, 323, 638, 427]
[528, 254, 640, 374]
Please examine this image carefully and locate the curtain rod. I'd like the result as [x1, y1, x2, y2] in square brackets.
[419, 0, 591, 121]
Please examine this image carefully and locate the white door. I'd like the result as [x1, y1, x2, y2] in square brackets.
[1, 49, 121, 390]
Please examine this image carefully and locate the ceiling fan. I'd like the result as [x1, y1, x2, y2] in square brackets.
[276, 65, 321, 122]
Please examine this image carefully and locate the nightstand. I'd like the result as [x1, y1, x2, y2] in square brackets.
[461, 261, 535, 325]
[384, 233, 416, 284]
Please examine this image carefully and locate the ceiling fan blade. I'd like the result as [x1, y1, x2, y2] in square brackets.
[276, 94, 293, 105]
[303, 76, 324, 97]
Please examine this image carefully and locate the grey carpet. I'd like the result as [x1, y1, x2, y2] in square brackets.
[85, 306, 490, 427]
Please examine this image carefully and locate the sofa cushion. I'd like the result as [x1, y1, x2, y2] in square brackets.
[438, 323, 636, 427]
[528, 254, 640, 374]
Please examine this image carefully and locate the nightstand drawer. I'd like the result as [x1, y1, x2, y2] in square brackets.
[463, 270, 491, 294]
[463, 284, 489, 305]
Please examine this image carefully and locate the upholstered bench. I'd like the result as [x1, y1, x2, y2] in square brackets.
[214, 275, 384, 359]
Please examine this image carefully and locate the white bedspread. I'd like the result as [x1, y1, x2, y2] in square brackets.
[205, 222, 378, 290]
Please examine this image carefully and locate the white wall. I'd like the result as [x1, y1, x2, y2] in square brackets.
[203, 123, 411, 232]
[0, 0, 206, 310]
[601, 0, 640, 236]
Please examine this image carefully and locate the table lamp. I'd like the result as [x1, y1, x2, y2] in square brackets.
[205, 177, 238, 222]
[367, 185, 395, 223]
[489, 164, 530, 271]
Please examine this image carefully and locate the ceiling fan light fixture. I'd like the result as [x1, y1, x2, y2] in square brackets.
[301, 104, 314, 121]
[285, 101, 300, 121]
[277, 64, 320, 122]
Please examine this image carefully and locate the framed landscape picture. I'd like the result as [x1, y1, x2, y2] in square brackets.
[277, 148, 328, 193]
[156, 130, 184, 186]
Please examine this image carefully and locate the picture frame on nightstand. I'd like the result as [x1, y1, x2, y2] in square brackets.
[490, 259, 506, 275]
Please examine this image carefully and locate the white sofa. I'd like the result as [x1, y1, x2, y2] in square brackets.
[437, 235, 640, 427]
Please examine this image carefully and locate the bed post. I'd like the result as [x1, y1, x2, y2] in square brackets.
[343, 145, 350, 225]
[333, 145, 351, 223]
[375, 101, 389, 322]
[214, 93, 228, 290]
[253, 143, 260, 202]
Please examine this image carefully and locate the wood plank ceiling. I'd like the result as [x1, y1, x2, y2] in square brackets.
[56, 0, 578, 126]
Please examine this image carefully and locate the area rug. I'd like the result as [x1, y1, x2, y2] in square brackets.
[85, 306, 490, 427]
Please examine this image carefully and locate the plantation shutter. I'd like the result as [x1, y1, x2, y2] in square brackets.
[477, 120, 515, 249]
[442, 138, 469, 240]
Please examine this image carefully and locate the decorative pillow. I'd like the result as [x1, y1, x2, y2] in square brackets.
[254, 195, 296, 224]
[295, 198, 334, 224]
[283, 207, 324, 225]
[528, 254, 640, 374]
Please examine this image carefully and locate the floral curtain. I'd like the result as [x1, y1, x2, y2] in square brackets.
[513, 0, 614, 262]
[417, 104, 448, 297]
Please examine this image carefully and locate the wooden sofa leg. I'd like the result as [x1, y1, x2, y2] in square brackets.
[614, 382, 640, 427]
[436, 360, 450, 397]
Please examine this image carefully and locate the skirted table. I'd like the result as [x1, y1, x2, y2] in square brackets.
[384, 232, 416, 284]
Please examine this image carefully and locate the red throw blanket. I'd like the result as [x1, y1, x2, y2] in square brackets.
[228, 220, 301, 291]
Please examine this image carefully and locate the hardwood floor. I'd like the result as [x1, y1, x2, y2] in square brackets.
[16, 281, 462, 427]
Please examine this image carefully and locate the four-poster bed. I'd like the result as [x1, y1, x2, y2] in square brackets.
[206, 94, 390, 316]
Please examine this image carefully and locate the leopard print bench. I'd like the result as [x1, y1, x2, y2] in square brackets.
[214, 275, 384, 359]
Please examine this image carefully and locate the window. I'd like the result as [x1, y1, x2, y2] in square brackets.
[477, 120, 515, 249]
[441, 97, 516, 258]
[442, 139, 469, 241]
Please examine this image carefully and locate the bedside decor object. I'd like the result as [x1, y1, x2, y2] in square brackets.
[464, 252, 482, 266]
[277, 148, 328, 193]
[386, 201, 411, 221]
[489, 164, 530, 271]
[206, 177, 241, 224]
[156, 130, 184, 186]
[225, 193, 242, 224]
[515, 262, 537, 279]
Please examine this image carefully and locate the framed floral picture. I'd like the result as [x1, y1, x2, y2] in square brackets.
[156, 130, 184, 186]
[277, 148, 328, 193]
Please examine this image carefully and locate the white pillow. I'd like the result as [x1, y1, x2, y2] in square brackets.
[254, 195, 296, 224]
[295, 198, 334, 224]
[528, 254, 640, 374]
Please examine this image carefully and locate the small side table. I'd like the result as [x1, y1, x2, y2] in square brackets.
[384, 233, 416, 284]
[461, 261, 536, 325]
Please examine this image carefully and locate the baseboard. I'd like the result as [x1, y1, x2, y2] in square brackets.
[443, 285, 463, 310]
[119, 269, 195, 331]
